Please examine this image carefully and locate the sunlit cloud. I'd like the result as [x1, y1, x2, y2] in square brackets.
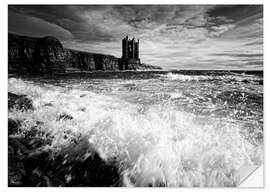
[8, 5, 263, 70]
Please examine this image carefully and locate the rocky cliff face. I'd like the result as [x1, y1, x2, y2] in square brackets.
[8, 33, 37, 74]
[137, 63, 162, 70]
[35, 37, 66, 74]
[64, 49, 120, 72]
[9, 34, 66, 74]
[8, 33, 161, 74]
[64, 49, 95, 71]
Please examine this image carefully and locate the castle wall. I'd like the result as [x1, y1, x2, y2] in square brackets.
[122, 36, 139, 60]
[122, 37, 128, 59]
[121, 36, 140, 69]
[134, 42, 139, 59]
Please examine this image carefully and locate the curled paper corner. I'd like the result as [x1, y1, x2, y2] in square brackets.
[237, 165, 264, 188]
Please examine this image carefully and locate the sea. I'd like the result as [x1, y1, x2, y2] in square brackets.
[8, 70, 264, 187]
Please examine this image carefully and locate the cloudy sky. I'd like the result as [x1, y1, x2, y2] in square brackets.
[8, 5, 263, 70]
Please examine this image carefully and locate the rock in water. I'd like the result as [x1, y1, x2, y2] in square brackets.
[57, 113, 74, 121]
[8, 137, 29, 186]
[8, 118, 121, 187]
[8, 92, 34, 111]
[24, 137, 121, 187]
[8, 118, 21, 135]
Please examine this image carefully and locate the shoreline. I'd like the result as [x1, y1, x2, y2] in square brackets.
[8, 69, 263, 80]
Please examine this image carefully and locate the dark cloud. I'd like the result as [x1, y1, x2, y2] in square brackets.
[207, 5, 263, 23]
[8, 5, 263, 70]
[212, 53, 263, 57]
[9, 5, 116, 42]
[8, 10, 73, 39]
[9, 5, 84, 23]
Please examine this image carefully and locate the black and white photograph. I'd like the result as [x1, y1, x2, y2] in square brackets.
[6, 3, 264, 187]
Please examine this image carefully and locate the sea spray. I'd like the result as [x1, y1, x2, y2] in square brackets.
[8, 75, 263, 187]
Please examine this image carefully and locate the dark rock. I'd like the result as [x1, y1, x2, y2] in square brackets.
[34, 36, 66, 74]
[8, 137, 30, 187]
[36, 121, 44, 125]
[8, 33, 65, 74]
[57, 113, 74, 121]
[65, 152, 120, 187]
[44, 103, 53, 107]
[8, 33, 36, 74]
[25, 150, 51, 173]
[8, 92, 34, 111]
[8, 126, 53, 187]
[21, 130, 51, 150]
[241, 79, 250, 84]
[8, 116, 52, 186]
[65, 49, 120, 71]
[94, 54, 120, 71]
[80, 94, 87, 98]
[79, 107, 86, 112]
[26, 137, 121, 187]
[23, 124, 52, 149]
[8, 118, 21, 135]
[65, 49, 96, 71]
[9, 130, 122, 187]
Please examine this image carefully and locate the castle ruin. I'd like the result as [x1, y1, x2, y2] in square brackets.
[121, 36, 141, 70]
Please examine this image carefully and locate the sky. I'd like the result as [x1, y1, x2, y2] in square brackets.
[8, 5, 263, 70]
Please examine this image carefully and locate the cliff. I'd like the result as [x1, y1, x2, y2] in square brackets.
[64, 49, 121, 72]
[8, 33, 66, 74]
[8, 33, 161, 74]
[136, 63, 162, 70]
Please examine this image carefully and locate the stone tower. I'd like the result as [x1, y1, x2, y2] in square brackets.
[121, 36, 140, 70]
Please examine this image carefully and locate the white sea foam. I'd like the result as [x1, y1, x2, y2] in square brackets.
[164, 72, 211, 81]
[8, 78, 263, 187]
[163, 72, 261, 82]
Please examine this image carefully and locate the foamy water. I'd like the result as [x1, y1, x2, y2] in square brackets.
[8, 71, 263, 187]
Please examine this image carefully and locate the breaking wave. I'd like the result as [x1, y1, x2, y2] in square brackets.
[8, 77, 263, 187]
[163, 72, 262, 82]
[164, 72, 213, 81]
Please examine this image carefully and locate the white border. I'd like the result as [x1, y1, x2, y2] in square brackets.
[1, 0, 268, 192]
